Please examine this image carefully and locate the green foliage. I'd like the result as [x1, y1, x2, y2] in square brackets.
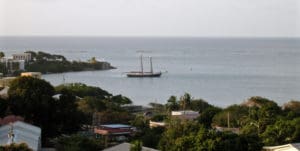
[0, 143, 32, 151]
[141, 127, 164, 149]
[179, 93, 191, 110]
[7, 77, 86, 144]
[110, 95, 132, 105]
[261, 119, 293, 145]
[0, 52, 5, 58]
[53, 135, 103, 151]
[130, 140, 142, 151]
[93, 110, 133, 124]
[25, 51, 112, 74]
[212, 105, 248, 127]
[151, 114, 167, 122]
[190, 99, 212, 113]
[55, 89, 85, 135]
[165, 95, 179, 112]
[158, 120, 255, 151]
[56, 83, 111, 99]
[0, 98, 8, 117]
[165, 94, 212, 114]
[197, 106, 222, 128]
[8, 77, 57, 137]
[77, 96, 107, 115]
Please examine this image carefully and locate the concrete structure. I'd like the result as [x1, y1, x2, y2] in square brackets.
[171, 110, 199, 120]
[103, 142, 158, 151]
[21, 72, 42, 79]
[12, 53, 31, 62]
[0, 121, 41, 151]
[263, 143, 300, 151]
[0, 86, 9, 98]
[149, 120, 166, 128]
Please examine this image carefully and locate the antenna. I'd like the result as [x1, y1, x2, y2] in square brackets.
[7, 123, 15, 145]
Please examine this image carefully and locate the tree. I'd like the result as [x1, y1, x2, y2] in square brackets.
[54, 89, 85, 134]
[190, 99, 212, 113]
[0, 98, 8, 117]
[197, 106, 222, 128]
[212, 105, 248, 127]
[53, 135, 103, 151]
[179, 93, 191, 110]
[165, 96, 179, 112]
[0, 143, 32, 151]
[55, 83, 111, 99]
[77, 96, 106, 115]
[261, 119, 295, 145]
[8, 77, 57, 139]
[130, 140, 142, 151]
[0, 52, 5, 58]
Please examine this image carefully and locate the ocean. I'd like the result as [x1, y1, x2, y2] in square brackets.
[0, 37, 300, 107]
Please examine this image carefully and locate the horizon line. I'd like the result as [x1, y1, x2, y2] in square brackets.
[0, 35, 299, 39]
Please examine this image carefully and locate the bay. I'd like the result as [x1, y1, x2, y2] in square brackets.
[1, 37, 300, 107]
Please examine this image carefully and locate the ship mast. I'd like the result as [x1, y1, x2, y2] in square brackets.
[140, 55, 144, 74]
[150, 56, 153, 73]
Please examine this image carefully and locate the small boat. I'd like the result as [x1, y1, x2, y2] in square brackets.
[126, 55, 162, 78]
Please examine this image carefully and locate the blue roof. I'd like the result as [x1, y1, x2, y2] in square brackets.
[101, 124, 131, 128]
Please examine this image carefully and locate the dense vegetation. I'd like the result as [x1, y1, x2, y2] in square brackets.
[1, 77, 132, 149]
[25, 51, 115, 73]
[0, 143, 32, 151]
[1, 76, 300, 150]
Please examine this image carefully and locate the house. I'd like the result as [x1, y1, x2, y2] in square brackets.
[263, 143, 300, 151]
[171, 110, 199, 120]
[12, 53, 32, 62]
[0, 121, 42, 151]
[21, 72, 42, 79]
[103, 142, 158, 151]
[94, 124, 135, 142]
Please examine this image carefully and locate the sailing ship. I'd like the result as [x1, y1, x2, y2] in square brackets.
[126, 55, 162, 78]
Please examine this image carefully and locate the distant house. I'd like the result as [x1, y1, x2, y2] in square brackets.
[12, 53, 32, 62]
[171, 110, 199, 120]
[263, 143, 300, 151]
[0, 121, 42, 151]
[21, 72, 42, 79]
[94, 124, 136, 142]
[103, 142, 158, 151]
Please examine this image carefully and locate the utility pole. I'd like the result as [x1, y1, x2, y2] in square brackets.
[227, 112, 230, 128]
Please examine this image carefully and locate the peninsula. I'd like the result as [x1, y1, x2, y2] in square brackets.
[0, 51, 115, 75]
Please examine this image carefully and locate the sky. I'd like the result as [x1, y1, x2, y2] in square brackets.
[0, 0, 299, 37]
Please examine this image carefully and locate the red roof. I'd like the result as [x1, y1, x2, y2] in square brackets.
[0, 115, 24, 125]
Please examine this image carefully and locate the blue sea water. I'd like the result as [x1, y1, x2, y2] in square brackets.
[0, 37, 300, 107]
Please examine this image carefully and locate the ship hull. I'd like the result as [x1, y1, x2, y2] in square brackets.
[126, 72, 162, 78]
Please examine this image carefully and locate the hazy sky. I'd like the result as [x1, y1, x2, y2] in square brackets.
[0, 0, 299, 37]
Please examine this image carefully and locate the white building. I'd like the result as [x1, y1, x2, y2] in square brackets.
[0, 121, 41, 151]
[12, 53, 32, 62]
[171, 110, 199, 120]
[263, 143, 300, 151]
